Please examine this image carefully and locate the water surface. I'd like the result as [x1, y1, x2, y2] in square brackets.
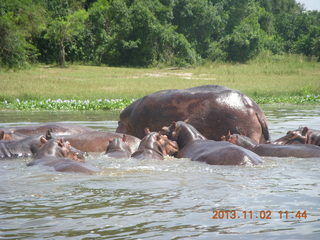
[0, 105, 319, 239]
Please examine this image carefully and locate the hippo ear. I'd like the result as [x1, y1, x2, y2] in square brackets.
[45, 130, 52, 140]
[122, 134, 127, 142]
[108, 139, 113, 144]
[65, 141, 71, 146]
[170, 121, 177, 130]
[144, 128, 151, 135]
[40, 136, 48, 144]
[57, 139, 65, 147]
[302, 127, 308, 136]
[0, 131, 4, 140]
[155, 134, 161, 141]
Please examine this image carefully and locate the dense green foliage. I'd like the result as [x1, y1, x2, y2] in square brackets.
[0, 0, 319, 68]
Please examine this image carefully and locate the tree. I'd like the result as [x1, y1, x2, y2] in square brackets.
[0, 0, 46, 68]
[88, 0, 197, 66]
[45, 9, 88, 66]
[172, 0, 225, 57]
[222, 0, 268, 62]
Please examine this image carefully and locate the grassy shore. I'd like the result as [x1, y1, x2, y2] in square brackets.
[0, 53, 319, 110]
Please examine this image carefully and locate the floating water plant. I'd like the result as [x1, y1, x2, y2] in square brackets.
[0, 98, 135, 111]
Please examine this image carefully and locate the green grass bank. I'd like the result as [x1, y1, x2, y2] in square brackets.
[1, 54, 319, 110]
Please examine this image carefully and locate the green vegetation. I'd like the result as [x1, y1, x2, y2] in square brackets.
[0, 54, 319, 110]
[1, 0, 320, 69]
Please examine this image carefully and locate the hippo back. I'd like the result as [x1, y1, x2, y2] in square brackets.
[116, 85, 269, 143]
[28, 157, 98, 174]
[178, 140, 263, 165]
[0, 123, 94, 137]
[63, 131, 141, 152]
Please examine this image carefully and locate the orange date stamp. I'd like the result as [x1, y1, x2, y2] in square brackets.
[211, 210, 307, 220]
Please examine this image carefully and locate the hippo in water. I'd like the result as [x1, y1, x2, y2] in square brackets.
[131, 129, 179, 160]
[0, 122, 94, 139]
[0, 130, 23, 141]
[27, 138, 98, 174]
[105, 135, 132, 159]
[0, 131, 53, 159]
[62, 131, 141, 153]
[222, 133, 320, 158]
[273, 127, 320, 146]
[161, 121, 263, 165]
[116, 85, 270, 143]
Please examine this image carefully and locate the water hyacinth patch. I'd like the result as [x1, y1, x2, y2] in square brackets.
[0, 98, 135, 111]
[253, 95, 320, 104]
[0, 95, 319, 111]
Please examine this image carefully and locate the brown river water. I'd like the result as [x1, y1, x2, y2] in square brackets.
[0, 105, 319, 240]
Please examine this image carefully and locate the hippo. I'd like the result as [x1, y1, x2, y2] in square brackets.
[105, 135, 132, 159]
[62, 131, 141, 153]
[0, 131, 53, 159]
[27, 138, 98, 174]
[131, 129, 179, 160]
[1, 130, 14, 141]
[223, 133, 320, 158]
[161, 121, 263, 165]
[116, 85, 270, 143]
[274, 127, 320, 146]
[0, 122, 94, 139]
[0, 130, 27, 141]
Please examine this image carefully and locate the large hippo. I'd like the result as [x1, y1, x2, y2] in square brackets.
[274, 127, 320, 146]
[116, 85, 269, 143]
[0, 122, 94, 139]
[161, 121, 263, 165]
[223, 133, 320, 158]
[62, 131, 141, 153]
[27, 138, 98, 174]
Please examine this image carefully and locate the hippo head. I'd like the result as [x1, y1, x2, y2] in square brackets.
[37, 138, 87, 162]
[161, 121, 206, 149]
[221, 133, 257, 149]
[160, 122, 180, 141]
[155, 133, 179, 157]
[106, 135, 131, 154]
[273, 127, 308, 145]
[0, 130, 14, 141]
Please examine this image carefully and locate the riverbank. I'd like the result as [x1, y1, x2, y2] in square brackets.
[1, 54, 319, 110]
[0, 95, 319, 111]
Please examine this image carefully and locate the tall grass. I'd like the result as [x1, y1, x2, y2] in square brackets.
[0, 54, 319, 106]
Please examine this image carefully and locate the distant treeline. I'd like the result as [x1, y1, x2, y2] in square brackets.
[0, 0, 319, 68]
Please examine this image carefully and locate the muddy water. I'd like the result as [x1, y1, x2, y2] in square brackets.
[0, 105, 319, 240]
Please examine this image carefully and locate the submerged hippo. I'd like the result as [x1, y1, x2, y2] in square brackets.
[0, 122, 94, 139]
[223, 133, 320, 158]
[274, 127, 320, 146]
[0, 130, 23, 141]
[62, 131, 141, 153]
[161, 121, 263, 165]
[105, 135, 132, 159]
[116, 85, 270, 143]
[0, 132, 52, 159]
[27, 138, 98, 174]
[131, 129, 179, 160]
